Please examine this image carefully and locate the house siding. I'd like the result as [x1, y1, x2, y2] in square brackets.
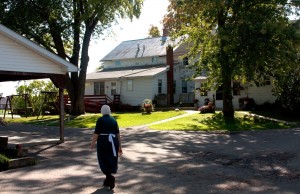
[85, 82, 94, 95]
[120, 77, 154, 106]
[0, 34, 63, 74]
[195, 80, 276, 110]
[85, 74, 168, 107]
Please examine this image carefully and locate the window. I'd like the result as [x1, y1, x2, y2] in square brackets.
[111, 82, 117, 95]
[182, 80, 187, 93]
[216, 85, 223, 100]
[183, 57, 188, 66]
[158, 79, 162, 94]
[115, 60, 121, 66]
[94, 82, 105, 95]
[152, 57, 157, 63]
[200, 83, 208, 96]
[233, 82, 241, 96]
[127, 80, 133, 91]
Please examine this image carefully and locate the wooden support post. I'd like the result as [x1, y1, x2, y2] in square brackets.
[59, 88, 64, 142]
[0, 136, 8, 148]
[3, 96, 13, 119]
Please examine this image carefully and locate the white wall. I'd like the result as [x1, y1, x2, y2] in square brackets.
[120, 77, 155, 106]
[0, 34, 64, 74]
[85, 82, 94, 95]
[195, 80, 276, 110]
[103, 56, 166, 69]
[173, 63, 195, 103]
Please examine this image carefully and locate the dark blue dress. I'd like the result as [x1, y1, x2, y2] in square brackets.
[94, 115, 120, 175]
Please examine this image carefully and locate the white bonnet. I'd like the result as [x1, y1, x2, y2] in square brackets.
[101, 105, 111, 115]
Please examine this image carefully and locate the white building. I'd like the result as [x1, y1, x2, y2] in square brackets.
[85, 36, 195, 108]
[86, 36, 276, 110]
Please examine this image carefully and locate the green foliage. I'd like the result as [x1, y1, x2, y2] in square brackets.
[164, 0, 300, 118]
[273, 64, 300, 113]
[14, 80, 58, 116]
[0, 153, 9, 171]
[141, 99, 154, 113]
[0, 0, 144, 115]
[148, 25, 161, 37]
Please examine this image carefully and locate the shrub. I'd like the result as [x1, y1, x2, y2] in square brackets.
[141, 99, 154, 114]
[0, 154, 9, 171]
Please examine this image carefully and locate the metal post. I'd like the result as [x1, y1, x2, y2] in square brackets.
[59, 88, 64, 142]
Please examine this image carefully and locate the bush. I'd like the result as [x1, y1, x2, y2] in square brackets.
[141, 99, 154, 114]
[239, 98, 255, 110]
[0, 154, 9, 171]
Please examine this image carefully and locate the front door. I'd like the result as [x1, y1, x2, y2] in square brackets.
[107, 81, 119, 100]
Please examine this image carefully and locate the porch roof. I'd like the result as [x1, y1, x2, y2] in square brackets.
[86, 65, 169, 81]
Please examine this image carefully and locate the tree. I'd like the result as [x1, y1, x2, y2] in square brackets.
[273, 56, 300, 113]
[15, 80, 57, 116]
[148, 25, 161, 37]
[0, 0, 143, 115]
[164, 0, 300, 120]
[272, 20, 300, 113]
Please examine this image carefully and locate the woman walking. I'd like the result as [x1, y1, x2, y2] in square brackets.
[90, 105, 123, 190]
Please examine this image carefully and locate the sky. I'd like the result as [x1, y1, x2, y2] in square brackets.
[88, 0, 169, 73]
[0, 0, 169, 97]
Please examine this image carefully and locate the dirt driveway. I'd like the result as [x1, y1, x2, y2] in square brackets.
[0, 123, 300, 194]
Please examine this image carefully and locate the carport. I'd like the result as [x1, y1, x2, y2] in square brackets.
[0, 23, 78, 144]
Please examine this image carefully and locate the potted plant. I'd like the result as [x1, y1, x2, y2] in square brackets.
[142, 99, 153, 114]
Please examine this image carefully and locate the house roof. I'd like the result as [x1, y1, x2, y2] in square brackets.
[101, 37, 179, 61]
[0, 23, 78, 75]
[86, 65, 169, 81]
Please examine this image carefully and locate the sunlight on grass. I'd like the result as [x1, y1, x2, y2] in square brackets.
[149, 111, 293, 131]
[5, 111, 186, 128]
[5, 111, 294, 131]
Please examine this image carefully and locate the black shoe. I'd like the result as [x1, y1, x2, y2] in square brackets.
[103, 178, 109, 187]
[109, 175, 115, 190]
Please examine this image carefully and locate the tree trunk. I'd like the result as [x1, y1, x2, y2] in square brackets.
[68, 25, 93, 115]
[222, 77, 234, 119]
[220, 52, 234, 120]
[218, 8, 235, 120]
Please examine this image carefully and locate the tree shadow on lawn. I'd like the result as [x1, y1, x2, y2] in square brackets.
[199, 113, 291, 131]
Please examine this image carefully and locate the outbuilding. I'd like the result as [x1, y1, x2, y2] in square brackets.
[0, 23, 78, 144]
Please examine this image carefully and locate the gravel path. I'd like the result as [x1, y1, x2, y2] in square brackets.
[0, 121, 300, 193]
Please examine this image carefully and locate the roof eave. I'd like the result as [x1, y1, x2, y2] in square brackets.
[0, 23, 78, 73]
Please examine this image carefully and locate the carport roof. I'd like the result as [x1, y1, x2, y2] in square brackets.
[0, 23, 78, 82]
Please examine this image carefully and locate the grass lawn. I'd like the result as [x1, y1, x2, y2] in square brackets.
[4, 110, 298, 132]
[5, 110, 186, 128]
[149, 111, 297, 131]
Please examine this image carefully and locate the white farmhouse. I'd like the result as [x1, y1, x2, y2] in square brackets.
[85, 35, 195, 109]
[86, 35, 277, 110]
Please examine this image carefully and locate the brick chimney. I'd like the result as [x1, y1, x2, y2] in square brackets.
[163, 27, 169, 37]
[166, 45, 174, 105]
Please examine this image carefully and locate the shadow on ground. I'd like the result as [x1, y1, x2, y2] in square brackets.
[0, 123, 300, 193]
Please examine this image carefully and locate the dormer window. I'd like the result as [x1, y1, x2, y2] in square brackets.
[183, 57, 188, 66]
